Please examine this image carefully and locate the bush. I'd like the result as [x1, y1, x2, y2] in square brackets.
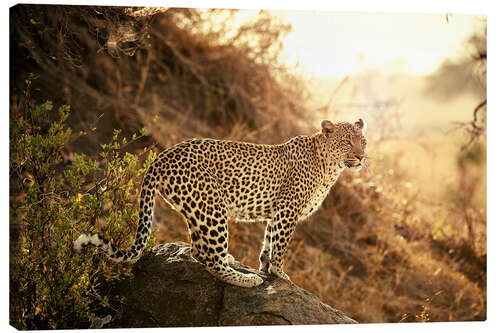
[9, 76, 156, 329]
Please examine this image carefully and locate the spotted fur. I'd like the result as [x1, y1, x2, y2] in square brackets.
[74, 119, 367, 287]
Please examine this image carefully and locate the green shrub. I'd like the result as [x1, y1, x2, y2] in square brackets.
[9, 75, 156, 329]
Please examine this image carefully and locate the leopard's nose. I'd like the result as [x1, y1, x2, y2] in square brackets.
[355, 153, 364, 161]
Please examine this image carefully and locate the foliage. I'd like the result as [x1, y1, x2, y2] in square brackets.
[9, 76, 156, 329]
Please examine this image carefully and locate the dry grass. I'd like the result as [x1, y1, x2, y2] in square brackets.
[10, 4, 486, 324]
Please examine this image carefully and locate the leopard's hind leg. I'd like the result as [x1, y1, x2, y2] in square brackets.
[188, 198, 262, 287]
[162, 168, 263, 288]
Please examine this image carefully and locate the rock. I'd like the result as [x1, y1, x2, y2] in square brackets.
[105, 241, 357, 327]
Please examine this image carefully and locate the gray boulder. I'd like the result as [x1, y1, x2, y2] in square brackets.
[104, 241, 357, 327]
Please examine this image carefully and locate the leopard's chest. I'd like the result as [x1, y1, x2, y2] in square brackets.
[299, 184, 332, 221]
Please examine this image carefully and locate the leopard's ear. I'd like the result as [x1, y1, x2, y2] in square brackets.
[321, 120, 335, 135]
[355, 118, 366, 135]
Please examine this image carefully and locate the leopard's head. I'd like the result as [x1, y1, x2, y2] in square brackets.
[319, 118, 367, 171]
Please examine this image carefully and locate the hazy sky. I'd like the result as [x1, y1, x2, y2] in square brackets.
[271, 11, 482, 77]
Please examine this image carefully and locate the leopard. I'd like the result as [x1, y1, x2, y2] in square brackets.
[74, 118, 368, 288]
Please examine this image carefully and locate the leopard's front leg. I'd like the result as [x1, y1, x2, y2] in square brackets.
[259, 222, 272, 272]
[267, 209, 298, 282]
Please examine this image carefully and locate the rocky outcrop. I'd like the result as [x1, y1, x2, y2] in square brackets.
[103, 242, 357, 327]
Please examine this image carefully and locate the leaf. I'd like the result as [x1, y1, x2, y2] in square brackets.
[433, 218, 445, 229]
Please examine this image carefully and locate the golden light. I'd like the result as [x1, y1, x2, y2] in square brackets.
[273, 11, 480, 77]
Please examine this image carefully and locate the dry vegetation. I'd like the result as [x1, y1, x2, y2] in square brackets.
[10, 5, 485, 327]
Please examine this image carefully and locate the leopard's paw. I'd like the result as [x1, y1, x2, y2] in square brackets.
[269, 263, 290, 281]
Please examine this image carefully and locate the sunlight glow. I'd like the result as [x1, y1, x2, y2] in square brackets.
[272, 11, 480, 77]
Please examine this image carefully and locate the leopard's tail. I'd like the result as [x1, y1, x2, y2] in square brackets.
[73, 161, 161, 263]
